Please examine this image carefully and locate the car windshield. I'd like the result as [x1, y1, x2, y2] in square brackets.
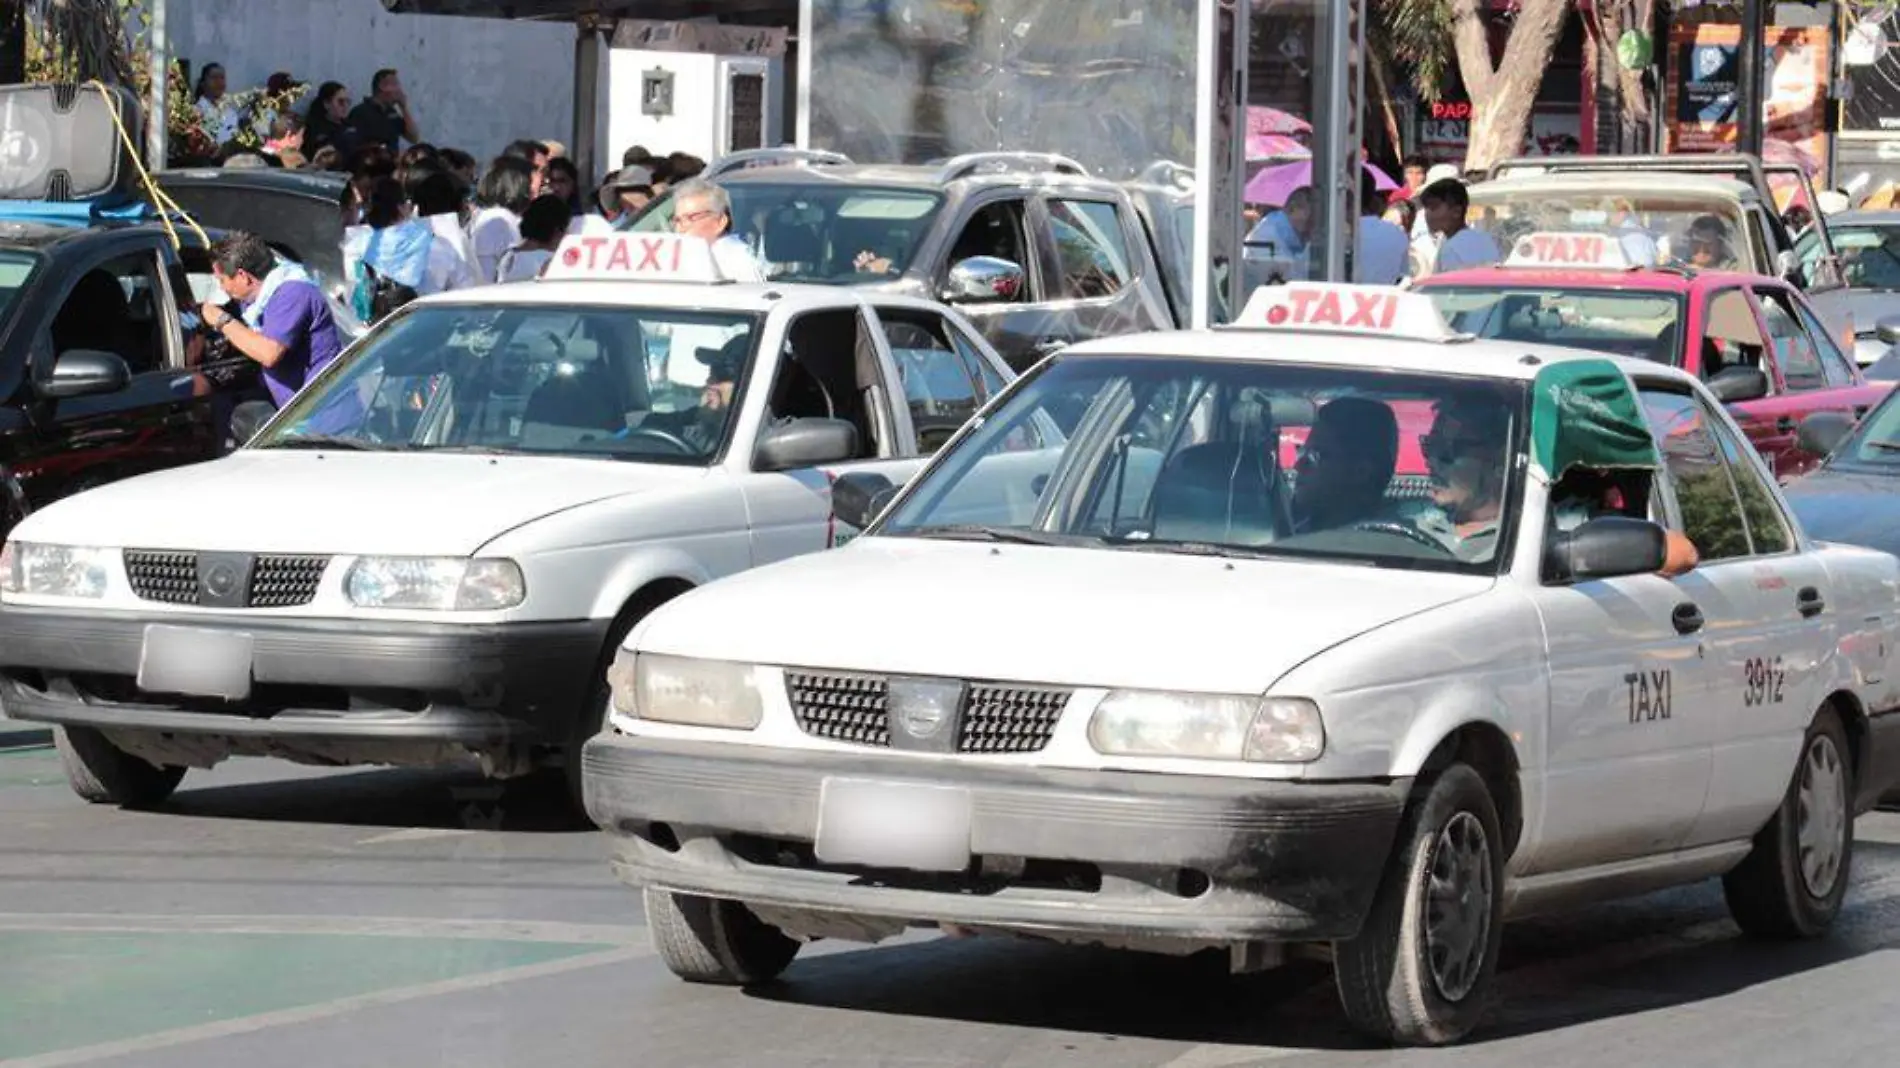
[1832, 389, 1900, 466]
[875, 355, 1528, 574]
[1826, 222, 1900, 290]
[624, 182, 943, 283]
[1467, 187, 1749, 270]
[1424, 286, 1684, 364]
[0, 250, 40, 322]
[252, 303, 762, 465]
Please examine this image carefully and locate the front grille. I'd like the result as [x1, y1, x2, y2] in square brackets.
[121, 550, 329, 608]
[785, 671, 1069, 753]
[123, 550, 197, 604]
[249, 556, 328, 607]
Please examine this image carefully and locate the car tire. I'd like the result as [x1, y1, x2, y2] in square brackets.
[644, 888, 801, 985]
[1334, 763, 1504, 1047]
[1723, 705, 1854, 939]
[54, 726, 186, 808]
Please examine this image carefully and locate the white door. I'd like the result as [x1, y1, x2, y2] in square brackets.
[742, 306, 927, 564]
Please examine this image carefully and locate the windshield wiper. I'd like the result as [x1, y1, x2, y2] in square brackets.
[900, 524, 1087, 547]
[1106, 537, 1280, 560]
[1861, 439, 1900, 452]
[258, 435, 380, 451]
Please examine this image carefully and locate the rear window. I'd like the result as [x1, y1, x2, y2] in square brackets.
[1424, 285, 1685, 364]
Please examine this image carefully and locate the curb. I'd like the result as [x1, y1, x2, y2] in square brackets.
[0, 725, 52, 750]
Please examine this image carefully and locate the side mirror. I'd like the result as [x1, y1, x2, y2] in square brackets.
[41, 349, 131, 400]
[1708, 364, 1770, 403]
[941, 256, 1026, 305]
[1798, 410, 1856, 457]
[754, 417, 859, 473]
[832, 470, 901, 530]
[1877, 314, 1900, 348]
[1545, 516, 1670, 584]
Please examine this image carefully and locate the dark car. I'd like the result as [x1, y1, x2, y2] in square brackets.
[154, 168, 349, 291]
[623, 151, 1177, 375]
[1783, 391, 1900, 552]
[0, 217, 271, 537]
[1796, 209, 1900, 367]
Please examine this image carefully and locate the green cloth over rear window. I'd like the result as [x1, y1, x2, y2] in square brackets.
[1529, 358, 1660, 479]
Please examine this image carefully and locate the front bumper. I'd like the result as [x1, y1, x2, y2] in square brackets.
[584, 733, 1410, 943]
[0, 605, 607, 747]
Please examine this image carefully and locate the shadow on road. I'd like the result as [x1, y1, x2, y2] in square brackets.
[744, 843, 1900, 1052]
[159, 763, 596, 834]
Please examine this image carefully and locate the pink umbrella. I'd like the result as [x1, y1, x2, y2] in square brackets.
[1248, 106, 1311, 136]
[1244, 159, 1399, 207]
[1247, 133, 1310, 161]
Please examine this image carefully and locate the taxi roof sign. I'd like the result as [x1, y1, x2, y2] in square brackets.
[542, 232, 729, 283]
[1503, 231, 1635, 271]
[1232, 282, 1462, 342]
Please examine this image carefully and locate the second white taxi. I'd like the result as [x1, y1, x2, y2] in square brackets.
[584, 281, 1900, 1046]
[0, 232, 1026, 812]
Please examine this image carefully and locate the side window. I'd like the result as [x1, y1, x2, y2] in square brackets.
[1790, 297, 1859, 386]
[1706, 403, 1793, 555]
[876, 308, 984, 453]
[952, 328, 1007, 398]
[771, 309, 884, 462]
[1701, 289, 1768, 383]
[1046, 198, 1134, 300]
[1755, 288, 1826, 391]
[49, 252, 170, 375]
[945, 198, 1034, 301]
[1640, 389, 1754, 562]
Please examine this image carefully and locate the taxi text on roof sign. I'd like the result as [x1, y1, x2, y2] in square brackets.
[1504, 231, 1634, 271]
[1234, 282, 1460, 342]
[544, 232, 728, 283]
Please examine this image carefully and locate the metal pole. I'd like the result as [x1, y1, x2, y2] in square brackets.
[1737, 0, 1764, 157]
[146, 0, 167, 169]
[1190, 0, 1218, 329]
[1312, 0, 1357, 281]
[571, 20, 601, 186]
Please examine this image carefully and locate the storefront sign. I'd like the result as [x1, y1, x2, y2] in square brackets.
[1664, 19, 1829, 181]
[1844, 9, 1900, 133]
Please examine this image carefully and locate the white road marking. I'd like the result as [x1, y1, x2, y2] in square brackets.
[0, 944, 646, 1068]
[354, 827, 476, 845]
[1157, 1044, 1302, 1066]
[0, 912, 648, 946]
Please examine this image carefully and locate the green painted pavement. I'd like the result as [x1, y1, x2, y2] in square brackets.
[0, 930, 604, 1060]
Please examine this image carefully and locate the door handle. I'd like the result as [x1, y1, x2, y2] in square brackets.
[1032, 337, 1069, 356]
[1672, 602, 1705, 635]
[1797, 586, 1825, 618]
[1855, 405, 1870, 419]
[1776, 415, 1797, 434]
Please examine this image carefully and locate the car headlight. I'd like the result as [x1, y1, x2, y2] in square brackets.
[344, 557, 525, 610]
[612, 651, 762, 730]
[0, 542, 110, 599]
[1087, 691, 1324, 763]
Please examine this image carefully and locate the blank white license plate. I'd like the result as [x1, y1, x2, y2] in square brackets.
[136, 625, 254, 700]
[813, 778, 973, 873]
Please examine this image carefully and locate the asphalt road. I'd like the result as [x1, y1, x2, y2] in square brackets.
[5, 741, 1900, 1068]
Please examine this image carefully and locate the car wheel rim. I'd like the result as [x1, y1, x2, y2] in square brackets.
[1424, 810, 1493, 1003]
[1797, 732, 1848, 899]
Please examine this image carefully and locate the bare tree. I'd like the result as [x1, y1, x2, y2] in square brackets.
[1450, 0, 1575, 170]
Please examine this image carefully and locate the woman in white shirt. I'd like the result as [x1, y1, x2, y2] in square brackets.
[465, 156, 535, 284]
[497, 195, 574, 282]
[342, 176, 477, 306]
[193, 64, 243, 148]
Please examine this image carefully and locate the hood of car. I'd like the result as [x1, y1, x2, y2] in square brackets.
[12, 451, 706, 556]
[1784, 463, 1900, 555]
[634, 537, 1493, 695]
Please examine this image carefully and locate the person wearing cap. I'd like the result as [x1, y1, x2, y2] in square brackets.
[630, 333, 750, 454]
[599, 165, 656, 223]
[1671, 214, 1736, 270]
[669, 178, 766, 282]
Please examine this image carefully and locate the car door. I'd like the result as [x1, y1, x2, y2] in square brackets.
[1662, 387, 1835, 849]
[1033, 193, 1173, 350]
[739, 305, 933, 562]
[867, 303, 996, 455]
[1694, 285, 1793, 473]
[1529, 460, 1716, 875]
[11, 243, 215, 507]
[933, 192, 1052, 374]
[1751, 283, 1854, 478]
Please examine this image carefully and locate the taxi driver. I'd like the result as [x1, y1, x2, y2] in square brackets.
[628, 334, 746, 453]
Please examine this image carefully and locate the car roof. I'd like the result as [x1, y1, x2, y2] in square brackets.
[714, 162, 1123, 196]
[1420, 266, 1768, 292]
[1470, 172, 1758, 200]
[404, 276, 942, 315]
[1828, 209, 1900, 226]
[1056, 323, 1704, 390]
[0, 217, 200, 254]
[156, 167, 349, 199]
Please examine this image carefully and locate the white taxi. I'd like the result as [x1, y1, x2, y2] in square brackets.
[0, 232, 1026, 811]
[583, 281, 1900, 1046]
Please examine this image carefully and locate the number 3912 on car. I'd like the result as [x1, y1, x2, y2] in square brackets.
[581, 282, 1900, 1048]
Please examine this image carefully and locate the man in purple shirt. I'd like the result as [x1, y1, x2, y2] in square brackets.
[200, 231, 343, 408]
